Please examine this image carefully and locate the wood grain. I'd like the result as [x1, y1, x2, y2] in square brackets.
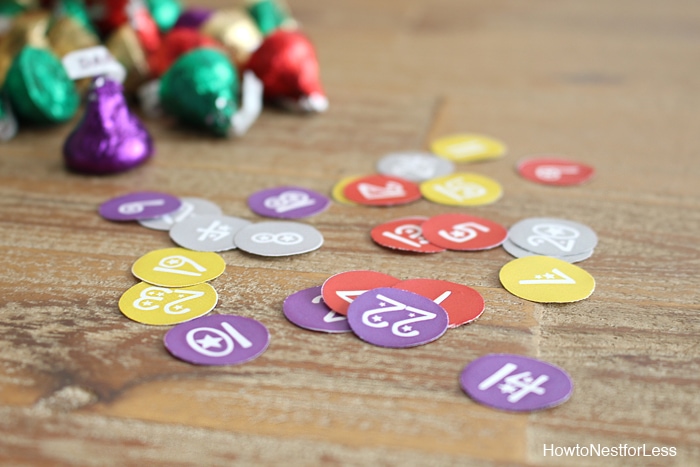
[1, 0, 699, 465]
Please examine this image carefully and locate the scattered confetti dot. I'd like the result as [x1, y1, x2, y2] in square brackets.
[343, 174, 422, 207]
[421, 213, 507, 251]
[248, 186, 330, 219]
[499, 256, 595, 303]
[346, 287, 449, 348]
[234, 221, 324, 257]
[420, 173, 503, 206]
[283, 286, 352, 333]
[164, 315, 270, 366]
[392, 278, 485, 328]
[138, 197, 223, 231]
[376, 151, 454, 182]
[431, 134, 506, 162]
[119, 282, 218, 325]
[169, 214, 251, 252]
[507, 217, 597, 258]
[321, 270, 400, 315]
[517, 157, 594, 186]
[99, 191, 181, 221]
[131, 247, 226, 287]
[370, 216, 445, 253]
[460, 354, 573, 412]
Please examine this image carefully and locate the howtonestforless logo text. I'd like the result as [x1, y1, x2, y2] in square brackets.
[543, 444, 676, 457]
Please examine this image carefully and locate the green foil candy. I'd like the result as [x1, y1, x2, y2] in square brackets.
[159, 48, 239, 136]
[51, 0, 98, 35]
[0, 1, 30, 16]
[4, 46, 79, 124]
[247, 0, 292, 36]
[146, 0, 182, 33]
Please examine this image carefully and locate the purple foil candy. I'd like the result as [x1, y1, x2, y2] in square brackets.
[63, 77, 154, 174]
[174, 8, 214, 29]
[283, 286, 352, 333]
[347, 287, 449, 348]
[164, 315, 270, 366]
[460, 354, 574, 412]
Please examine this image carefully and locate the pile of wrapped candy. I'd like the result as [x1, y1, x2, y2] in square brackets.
[0, 0, 327, 173]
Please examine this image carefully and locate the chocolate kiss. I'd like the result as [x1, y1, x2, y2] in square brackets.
[63, 77, 154, 174]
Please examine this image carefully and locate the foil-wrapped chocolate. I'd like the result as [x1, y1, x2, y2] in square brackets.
[148, 27, 223, 78]
[144, 0, 181, 32]
[4, 45, 79, 123]
[246, 0, 296, 36]
[199, 9, 262, 66]
[0, 10, 50, 86]
[63, 76, 153, 174]
[245, 29, 327, 112]
[173, 7, 212, 29]
[159, 47, 240, 136]
[105, 22, 150, 92]
[47, 5, 101, 58]
[97, 0, 161, 91]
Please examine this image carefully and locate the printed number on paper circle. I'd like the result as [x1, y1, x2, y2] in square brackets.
[343, 175, 422, 206]
[431, 134, 506, 162]
[131, 247, 226, 287]
[421, 213, 507, 251]
[164, 314, 270, 366]
[420, 173, 502, 206]
[283, 286, 351, 333]
[392, 278, 485, 327]
[99, 191, 182, 221]
[346, 287, 449, 348]
[371, 217, 445, 253]
[499, 256, 595, 303]
[321, 270, 400, 315]
[460, 354, 573, 412]
[119, 282, 218, 325]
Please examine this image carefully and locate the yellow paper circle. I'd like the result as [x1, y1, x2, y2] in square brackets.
[131, 247, 226, 287]
[119, 282, 218, 325]
[431, 134, 506, 162]
[332, 175, 361, 205]
[420, 173, 503, 206]
[499, 256, 595, 303]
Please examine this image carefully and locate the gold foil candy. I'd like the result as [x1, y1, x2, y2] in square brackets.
[48, 15, 100, 58]
[105, 24, 150, 93]
[200, 9, 262, 66]
[0, 10, 50, 86]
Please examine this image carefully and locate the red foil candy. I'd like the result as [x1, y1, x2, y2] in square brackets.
[245, 29, 328, 112]
[86, 0, 161, 51]
[86, 0, 130, 36]
[132, 4, 162, 55]
[148, 28, 223, 77]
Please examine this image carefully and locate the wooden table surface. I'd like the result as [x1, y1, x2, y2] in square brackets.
[1, 0, 699, 465]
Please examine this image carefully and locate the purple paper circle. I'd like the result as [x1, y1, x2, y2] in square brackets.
[248, 186, 330, 219]
[460, 354, 573, 412]
[347, 287, 448, 348]
[164, 315, 270, 366]
[283, 286, 352, 333]
[99, 191, 181, 221]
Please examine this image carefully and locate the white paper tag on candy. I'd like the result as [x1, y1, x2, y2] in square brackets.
[0, 95, 18, 142]
[62, 46, 127, 83]
[231, 71, 264, 137]
[137, 79, 163, 118]
[0, 16, 12, 35]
